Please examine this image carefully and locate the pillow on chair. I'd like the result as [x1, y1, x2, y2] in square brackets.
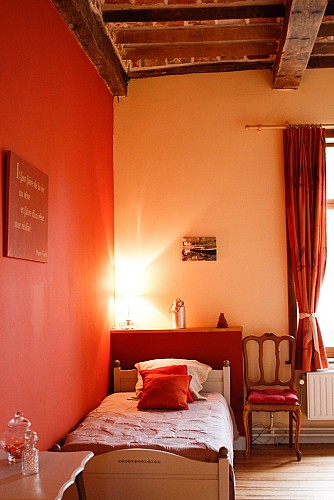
[247, 389, 298, 404]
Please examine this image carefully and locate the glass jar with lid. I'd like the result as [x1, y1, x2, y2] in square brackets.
[1, 412, 31, 462]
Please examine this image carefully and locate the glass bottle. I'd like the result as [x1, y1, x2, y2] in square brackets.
[22, 430, 39, 475]
[1, 412, 31, 462]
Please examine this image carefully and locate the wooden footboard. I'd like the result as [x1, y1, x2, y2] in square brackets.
[72, 448, 231, 500]
[69, 363, 233, 499]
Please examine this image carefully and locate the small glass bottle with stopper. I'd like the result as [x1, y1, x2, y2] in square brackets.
[22, 430, 39, 475]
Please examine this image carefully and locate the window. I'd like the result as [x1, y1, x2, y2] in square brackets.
[318, 136, 334, 357]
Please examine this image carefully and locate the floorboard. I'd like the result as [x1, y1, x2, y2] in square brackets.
[234, 444, 334, 499]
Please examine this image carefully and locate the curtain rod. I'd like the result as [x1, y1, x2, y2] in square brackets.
[245, 123, 334, 131]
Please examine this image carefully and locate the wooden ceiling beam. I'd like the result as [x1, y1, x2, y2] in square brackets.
[50, 0, 128, 96]
[313, 42, 334, 55]
[308, 54, 334, 67]
[318, 21, 334, 37]
[273, 0, 328, 89]
[127, 59, 273, 79]
[102, 4, 285, 24]
[121, 41, 276, 60]
[114, 24, 282, 45]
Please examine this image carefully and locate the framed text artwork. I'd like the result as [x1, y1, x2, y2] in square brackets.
[5, 151, 48, 263]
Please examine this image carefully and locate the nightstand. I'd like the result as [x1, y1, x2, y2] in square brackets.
[0, 450, 93, 499]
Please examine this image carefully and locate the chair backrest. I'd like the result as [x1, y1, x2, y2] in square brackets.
[242, 332, 296, 391]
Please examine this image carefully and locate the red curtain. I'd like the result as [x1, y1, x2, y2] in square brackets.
[283, 125, 328, 372]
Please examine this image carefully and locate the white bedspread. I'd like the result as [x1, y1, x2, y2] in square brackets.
[62, 392, 235, 465]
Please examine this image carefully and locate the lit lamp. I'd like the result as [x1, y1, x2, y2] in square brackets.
[122, 295, 136, 330]
[115, 261, 144, 330]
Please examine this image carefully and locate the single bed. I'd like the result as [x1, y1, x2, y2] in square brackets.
[62, 357, 237, 500]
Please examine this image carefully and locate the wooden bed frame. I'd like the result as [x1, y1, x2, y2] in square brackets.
[63, 328, 243, 500]
[110, 328, 244, 433]
[63, 360, 233, 500]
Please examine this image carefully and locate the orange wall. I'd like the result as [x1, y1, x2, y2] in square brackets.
[114, 70, 334, 430]
[114, 69, 334, 335]
[0, 1, 115, 448]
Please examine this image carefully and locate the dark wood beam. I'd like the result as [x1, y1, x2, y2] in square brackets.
[102, 4, 285, 24]
[114, 24, 282, 45]
[128, 60, 273, 79]
[273, 0, 328, 89]
[50, 0, 128, 96]
[318, 21, 334, 37]
[121, 41, 277, 61]
[325, 0, 334, 15]
[308, 54, 334, 67]
[312, 42, 334, 55]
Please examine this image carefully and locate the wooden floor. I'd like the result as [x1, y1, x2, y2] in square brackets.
[234, 444, 334, 499]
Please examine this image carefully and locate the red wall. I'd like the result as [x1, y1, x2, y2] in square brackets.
[0, 1, 115, 449]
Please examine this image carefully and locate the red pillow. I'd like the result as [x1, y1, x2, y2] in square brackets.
[140, 365, 194, 403]
[248, 389, 299, 404]
[137, 373, 192, 410]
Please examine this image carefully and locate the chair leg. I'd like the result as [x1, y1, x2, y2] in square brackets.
[289, 412, 293, 447]
[243, 408, 251, 459]
[294, 408, 302, 461]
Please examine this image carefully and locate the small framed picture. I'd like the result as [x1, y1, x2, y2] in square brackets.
[181, 237, 217, 261]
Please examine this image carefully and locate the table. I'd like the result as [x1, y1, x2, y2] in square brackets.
[0, 450, 93, 499]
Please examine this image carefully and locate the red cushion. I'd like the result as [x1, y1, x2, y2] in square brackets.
[137, 373, 192, 410]
[247, 389, 298, 404]
[140, 365, 193, 402]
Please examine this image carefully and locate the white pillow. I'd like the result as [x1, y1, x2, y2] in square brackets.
[135, 358, 212, 400]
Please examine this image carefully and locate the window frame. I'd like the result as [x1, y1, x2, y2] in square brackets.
[323, 138, 334, 357]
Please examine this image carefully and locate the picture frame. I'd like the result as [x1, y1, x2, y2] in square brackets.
[4, 151, 48, 262]
[181, 236, 217, 261]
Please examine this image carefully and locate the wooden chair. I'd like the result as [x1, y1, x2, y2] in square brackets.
[242, 332, 302, 461]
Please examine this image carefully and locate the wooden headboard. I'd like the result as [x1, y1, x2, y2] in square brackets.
[110, 327, 244, 435]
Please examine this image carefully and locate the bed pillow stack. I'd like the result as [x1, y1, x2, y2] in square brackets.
[135, 358, 212, 409]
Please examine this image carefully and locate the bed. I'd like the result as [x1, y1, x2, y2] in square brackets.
[61, 328, 243, 500]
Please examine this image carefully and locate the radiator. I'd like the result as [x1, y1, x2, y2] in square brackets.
[307, 370, 334, 420]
